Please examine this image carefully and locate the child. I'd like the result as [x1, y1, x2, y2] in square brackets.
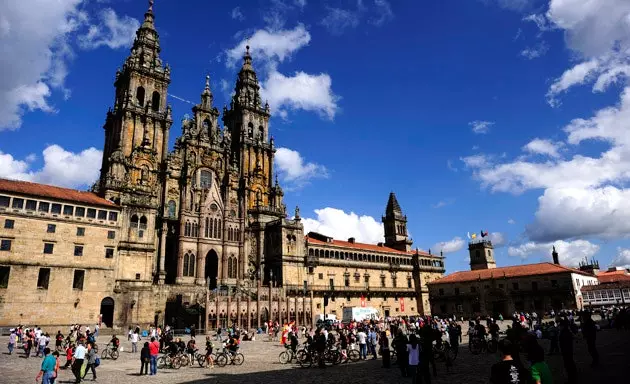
[62, 344, 74, 369]
[140, 342, 150, 375]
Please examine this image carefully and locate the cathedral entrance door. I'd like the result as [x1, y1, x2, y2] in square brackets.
[100, 297, 115, 328]
[206, 250, 219, 289]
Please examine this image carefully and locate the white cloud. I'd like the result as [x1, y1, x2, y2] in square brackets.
[546, 59, 600, 106]
[522, 13, 552, 32]
[432, 199, 454, 208]
[370, 0, 394, 26]
[522, 138, 563, 158]
[527, 186, 630, 242]
[469, 120, 494, 134]
[461, 154, 492, 168]
[0, 0, 85, 130]
[507, 239, 600, 267]
[302, 208, 383, 244]
[225, 24, 311, 67]
[320, 8, 360, 35]
[275, 147, 328, 189]
[611, 247, 630, 268]
[294, 0, 307, 8]
[432, 237, 466, 254]
[507, 218, 516, 225]
[262, 70, 339, 119]
[231, 7, 245, 21]
[77, 8, 139, 50]
[520, 41, 549, 60]
[0, 145, 102, 188]
[489, 232, 506, 247]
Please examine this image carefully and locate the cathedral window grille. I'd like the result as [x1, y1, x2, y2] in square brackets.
[130, 215, 139, 229]
[183, 252, 195, 277]
[139, 216, 148, 230]
[167, 200, 176, 218]
[136, 86, 145, 106]
[199, 170, 211, 189]
[151, 91, 160, 112]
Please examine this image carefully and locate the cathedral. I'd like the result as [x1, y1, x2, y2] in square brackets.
[97, 0, 286, 293]
[0, 1, 445, 330]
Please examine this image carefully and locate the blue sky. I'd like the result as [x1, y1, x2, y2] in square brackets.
[2, 0, 630, 273]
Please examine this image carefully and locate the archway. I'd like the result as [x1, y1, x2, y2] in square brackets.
[205, 250, 219, 289]
[100, 297, 115, 328]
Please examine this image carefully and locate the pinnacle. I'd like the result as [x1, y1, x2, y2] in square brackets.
[386, 192, 402, 215]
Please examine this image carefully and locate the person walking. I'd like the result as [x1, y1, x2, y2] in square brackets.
[149, 337, 159, 375]
[71, 341, 87, 384]
[82, 343, 97, 381]
[49, 351, 60, 384]
[140, 342, 150, 375]
[490, 340, 528, 384]
[35, 348, 56, 384]
[582, 312, 599, 367]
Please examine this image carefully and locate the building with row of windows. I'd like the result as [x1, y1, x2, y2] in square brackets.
[580, 267, 630, 307]
[427, 243, 598, 317]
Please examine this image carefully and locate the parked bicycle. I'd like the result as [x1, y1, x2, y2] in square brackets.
[157, 354, 182, 369]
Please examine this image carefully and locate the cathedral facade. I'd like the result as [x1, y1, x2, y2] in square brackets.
[0, 2, 445, 330]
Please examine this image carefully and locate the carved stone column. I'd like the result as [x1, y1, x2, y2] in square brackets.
[195, 241, 205, 285]
[158, 221, 167, 284]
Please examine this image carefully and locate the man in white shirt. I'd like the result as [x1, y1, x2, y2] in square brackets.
[131, 331, 140, 353]
[356, 329, 367, 360]
[72, 342, 87, 382]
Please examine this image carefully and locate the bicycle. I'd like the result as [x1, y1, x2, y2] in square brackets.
[215, 348, 244, 367]
[158, 354, 182, 369]
[197, 351, 217, 367]
[101, 344, 119, 360]
[279, 345, 297, 364]
[469, 335, 496, 355]
[346, 344, 361, 362]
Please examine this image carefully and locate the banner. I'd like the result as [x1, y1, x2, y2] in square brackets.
[399, 297, 405, 311]
[360, 296, 366, 307]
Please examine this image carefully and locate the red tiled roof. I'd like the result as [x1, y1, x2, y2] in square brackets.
[0, 178, 116, 208]
[306, 235, 434, 257]
[581, 280, 630, 291]
[428, 262, 594, 285]
[598, 270, 630, 283]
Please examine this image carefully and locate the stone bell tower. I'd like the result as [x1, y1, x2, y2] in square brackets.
[469, 240, 497, 271]
[382, 192, 412, 252]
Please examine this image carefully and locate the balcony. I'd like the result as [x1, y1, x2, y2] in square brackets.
[283, 284, 416, 295]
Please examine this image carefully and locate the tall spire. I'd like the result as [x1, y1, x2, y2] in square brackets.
[142, 0, 156, 30]
[385, 192, 403, 218]
[231, 45, 264, 111]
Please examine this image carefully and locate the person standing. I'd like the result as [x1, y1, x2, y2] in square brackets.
[407, 335, 421, 384]
[582, 312, 599, 367]
[8, 329, 16, 355]
[71, 341, 87, 384]
[149, 336, 159, 375]
[393, 329, 409, 378]
[356, 328, 367, 360]
[379, 331, 390, 368]
[368, 328, 378, 360]
[131, 330, 140, 353]
[490, 340, 528, 384]
[559, 319, 577, 383]
[82, 344, 97, 381]
[140, 342, 150, 375]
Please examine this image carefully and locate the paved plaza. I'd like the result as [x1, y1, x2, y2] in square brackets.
[1, 325, 628, 384]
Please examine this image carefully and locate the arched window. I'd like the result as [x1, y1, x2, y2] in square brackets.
[258, 126, 264, 139]
[192, 222, 198, 237]
[204, 217, 209, 238]
[217, 219, 222, 238]
[183, 251, 196, 277]
[199, 170, 211, 189]
[151, 91, 160, 111]
[130, 214, 139, 229]
[208, 218, 214, 238]
[185, 221, 191, 237]
[247, 122, 254, 138]
[136, 86, 145, 106]
[203, 119, 211, 137]
[167, 200, 176, 218]
[228, 256, 237, 278]
[315, 249, 319, 257]
[309, 249, 314, 256]
[139, 216, 148, 230]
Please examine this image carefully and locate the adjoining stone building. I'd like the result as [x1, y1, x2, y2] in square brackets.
[427, 241, 598, 317]
[0, 1, 443, 329]
[580, 266, 630, 308]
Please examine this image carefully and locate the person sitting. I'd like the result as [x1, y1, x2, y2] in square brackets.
[289, 332, 299, 354]
[110, 335, 120, 351]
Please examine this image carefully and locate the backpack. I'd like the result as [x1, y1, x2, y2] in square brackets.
[94, 356, 101, 367]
